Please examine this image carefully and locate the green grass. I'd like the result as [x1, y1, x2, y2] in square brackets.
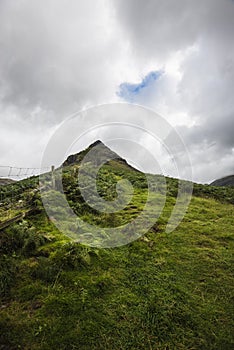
[0, 159, 233, 349]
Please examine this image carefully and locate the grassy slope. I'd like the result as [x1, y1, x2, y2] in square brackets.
[0, 161, 233, 350]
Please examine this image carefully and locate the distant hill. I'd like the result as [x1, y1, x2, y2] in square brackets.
[210, 175, 234, 187]
[0, 178, 15, 186]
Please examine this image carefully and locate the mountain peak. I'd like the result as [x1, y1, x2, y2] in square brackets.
[63, 140, 120, 167]
[88, 140, 104, 148]
[62, 140, 139, 172]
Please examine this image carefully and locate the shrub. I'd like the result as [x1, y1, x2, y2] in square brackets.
[0, 254, 17, 297]
[50, 242, 91, 270]
[0, 221, 45, 256]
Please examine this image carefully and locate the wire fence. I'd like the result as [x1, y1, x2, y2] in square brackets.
[0, 165, 52, 223]
[0, 165, 55, 230]
[0, 165, 50, 180]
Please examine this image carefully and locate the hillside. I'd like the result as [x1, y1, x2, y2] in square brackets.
[210, 174, 234, 187]
[0, 141, 234, 350]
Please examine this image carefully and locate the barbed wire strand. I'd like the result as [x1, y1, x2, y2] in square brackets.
[0, 165, 50, 179]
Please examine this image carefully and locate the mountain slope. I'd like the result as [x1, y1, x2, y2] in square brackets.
[0, 141, 233, 350]
[210, 174, 234, 187]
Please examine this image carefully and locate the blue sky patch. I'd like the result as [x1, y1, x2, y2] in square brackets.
[117, 70, 163, 102]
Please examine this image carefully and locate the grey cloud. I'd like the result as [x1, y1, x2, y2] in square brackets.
[113, 0, 234, 60]
[0, 0, 127, 170]
[0, 0, 122, 119]
[112, 0, 234, 182]
[176, 112, 234, 151]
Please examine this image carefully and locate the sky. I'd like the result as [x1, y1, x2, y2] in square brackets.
[0, 0, 234, 183]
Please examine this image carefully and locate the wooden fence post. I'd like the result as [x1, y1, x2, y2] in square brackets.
[51, 165, 55, 189]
